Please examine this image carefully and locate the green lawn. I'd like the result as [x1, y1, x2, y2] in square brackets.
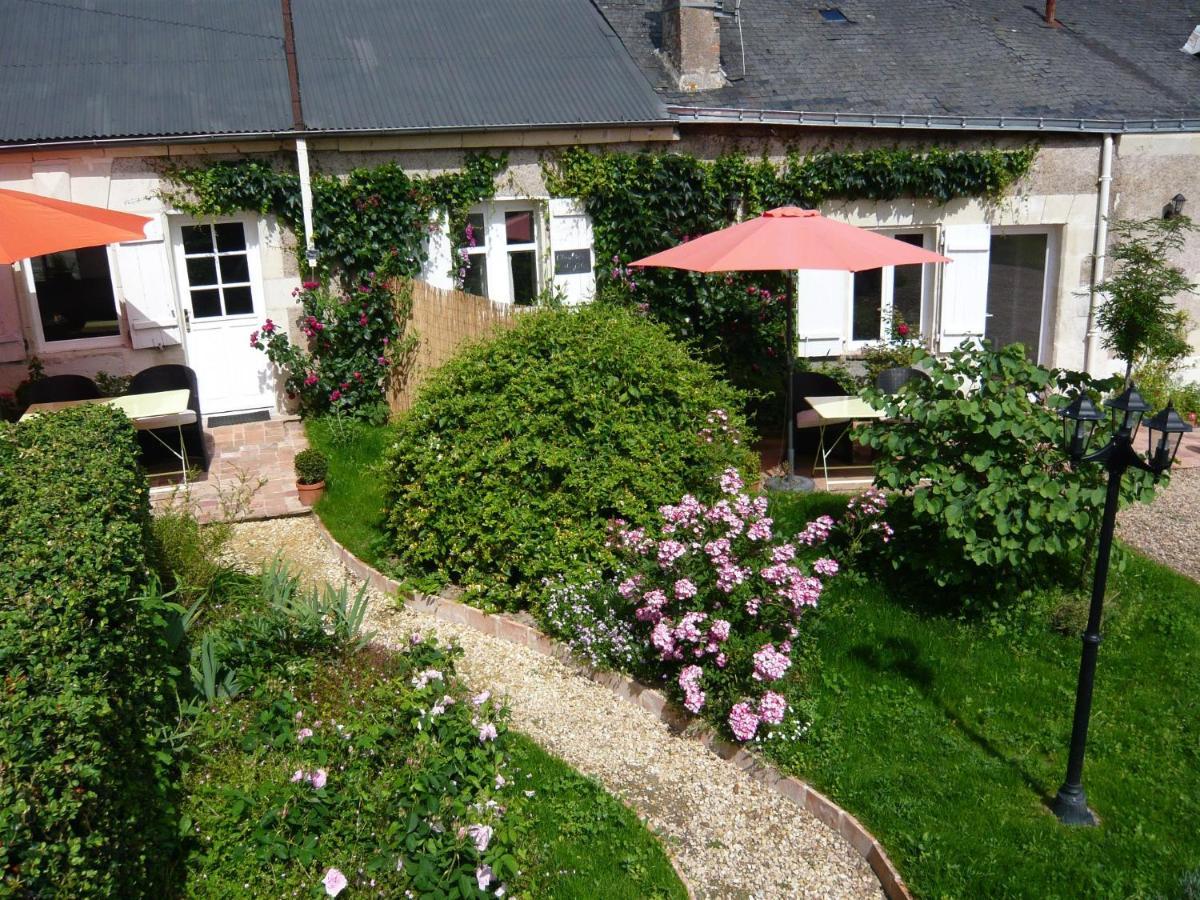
[770, 491, 1200, 899]
[304, 418, 392, 566]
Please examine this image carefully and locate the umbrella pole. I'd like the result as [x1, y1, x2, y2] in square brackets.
[785, 276, 795, 478]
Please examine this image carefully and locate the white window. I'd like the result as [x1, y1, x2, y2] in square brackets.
[179, 222, 256, 319]
[849, 231, 932, 347]
[23, 245, 123, 350]
[462, 203, 542, 305]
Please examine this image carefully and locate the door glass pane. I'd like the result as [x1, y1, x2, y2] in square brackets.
[852, 267, 883, 341]
[466, 213, 486, 248]
[505, 211, 534, 245]
[462, 253, 487, 297]
[214, 223, 247, 252]
[223, 286, 254, 316]
[181, 225, 212, 254]
[219, 254, 250, 284]
[509, 250, 537, 305]
[31, 246, 120, 342]
[892, 234, 924, 331]
[986, 234, 1047, 361]
[190, 288, 222, 318]
[186, 256, 218, 287]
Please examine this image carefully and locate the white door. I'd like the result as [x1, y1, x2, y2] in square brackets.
[171, 218, 274, 415]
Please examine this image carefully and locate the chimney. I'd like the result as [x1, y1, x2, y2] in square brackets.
[661, 0, 726, 92]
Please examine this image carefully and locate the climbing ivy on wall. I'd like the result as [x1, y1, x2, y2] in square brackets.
[162, 153, 506, 283]
[543, 145, 1037, 427]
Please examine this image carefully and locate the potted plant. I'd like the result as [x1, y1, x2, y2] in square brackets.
[294, 448, 328, 506]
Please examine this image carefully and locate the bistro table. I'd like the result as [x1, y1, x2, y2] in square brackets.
[20, 389, 197, 484]
[802, 395, 886, 485]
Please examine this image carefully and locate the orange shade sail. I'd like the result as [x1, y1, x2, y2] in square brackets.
[0, 188, 151, 264]
[630, 207, 950, 272]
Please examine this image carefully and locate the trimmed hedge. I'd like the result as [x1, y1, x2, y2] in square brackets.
[0, 405, 179, 896]
[382, 303, 757, 610]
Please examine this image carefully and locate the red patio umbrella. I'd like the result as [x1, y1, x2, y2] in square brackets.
[631, 207, 950, 483]
[0, 188, 151, 264]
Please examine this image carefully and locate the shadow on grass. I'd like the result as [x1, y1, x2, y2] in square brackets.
[848, 637, 1052, 803]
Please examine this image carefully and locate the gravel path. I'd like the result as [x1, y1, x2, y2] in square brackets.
[1117, 468, 1200, 582]
[226, 518, 882, 900]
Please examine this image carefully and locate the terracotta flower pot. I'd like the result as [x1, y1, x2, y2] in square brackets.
[297, 480, 325, 507]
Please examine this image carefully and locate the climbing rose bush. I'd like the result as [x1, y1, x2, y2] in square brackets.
[252, 273, 412, 421]
[610, 473, 892, 742]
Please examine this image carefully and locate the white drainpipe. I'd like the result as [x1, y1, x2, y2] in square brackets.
[1084, 134, 1114, 374]
[295, 137, 317, 272]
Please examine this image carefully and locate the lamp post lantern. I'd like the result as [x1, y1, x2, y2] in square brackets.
[1053, 384, 1191, 825]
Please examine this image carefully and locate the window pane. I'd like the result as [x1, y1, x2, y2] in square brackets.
[466, 213, 486, 248]
[32, 246, 119, 342]
[462, 253, 487, 297]
[181, 225, 212, 254]
[190, 288, 222, 318]
[214, 222, 247, 252]
[223, 286, 254, 316]
[852, 267, 883, 341]
[986, 234, 1047, 362]
[505, 211, 534, 245]
[509, 250, 537, 305]
[186, 256, 218, 287]
[219, 253, 250, 284]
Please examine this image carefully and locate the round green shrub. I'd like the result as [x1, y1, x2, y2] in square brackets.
[381, 303, 757, 610]
[294, 448, 329, 485]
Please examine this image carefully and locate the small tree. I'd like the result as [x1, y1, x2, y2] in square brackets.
[1096, 217, 1196, 382]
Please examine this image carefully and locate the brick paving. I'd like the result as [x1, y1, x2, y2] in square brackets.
[150, 417, 310, 523]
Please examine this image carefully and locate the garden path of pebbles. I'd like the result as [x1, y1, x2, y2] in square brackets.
[226, 517, 882, 900]
[1117, 468, 1200, 581]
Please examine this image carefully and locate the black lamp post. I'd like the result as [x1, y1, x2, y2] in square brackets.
[1053, 385, 1192, 825]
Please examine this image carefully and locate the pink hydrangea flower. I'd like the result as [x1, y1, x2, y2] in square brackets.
[719, 468, 744, 494]
[657, 540, 687, 568]
[297, 727, 313, 742]
[674, 578, 698, 600]
[617, 577, 641, 599]
[709, 619, 731, 642]
[310, 768, 328, 789]
[322, 867, 348, 897]
[814, 557, 840, 576]
[770, 544, 797, 563]
[752, 644, 791, 682]
[478, 723, 498, 742]
[758, 691, 787, 725]
[746, 518, 774, 542]
[729, 702, 760, 741]
[679, 665, 706, 713]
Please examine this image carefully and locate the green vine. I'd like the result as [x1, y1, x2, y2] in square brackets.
[161, 153, 507, 284]
[542, 145, 1037, 427]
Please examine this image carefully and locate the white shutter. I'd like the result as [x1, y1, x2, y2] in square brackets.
[938, 224, 990, 352]
[795, 269, 851, 358]
[0, 265, 25, 363]
[547, 198, 595, 306]
[421, 212, 454, 290]
[114, 218, 181, 349]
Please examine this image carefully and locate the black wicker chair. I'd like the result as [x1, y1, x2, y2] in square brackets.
[874, 366, 930, 394]
[128, 364, 208, 470]
[792, 371, 853, 462]
[25, 374, 102, 405]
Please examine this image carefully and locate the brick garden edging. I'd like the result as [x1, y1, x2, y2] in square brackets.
[311, 518, 912, 900]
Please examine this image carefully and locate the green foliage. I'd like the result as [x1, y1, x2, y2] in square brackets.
[163, 154, 506, 285]
[763, 501, 1200, 898]
[857, 343, 1149, 594]
[1133, 356, 1200, 419]
[1097, 216, 1197, 378]
[253, 274, 415, 420]
[293, 448, 329, 485]
[382, 304, 757, 610]
[0, 405, 180, 896]
[93, 370, 132, 397]
[545, 145, 1037, 423]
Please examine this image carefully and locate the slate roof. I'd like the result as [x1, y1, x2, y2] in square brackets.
[0, 0, 294, 142]
[292, 0, 669, 133]
[595, 0, 1200, 131]
[0, 0, 668, 144]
